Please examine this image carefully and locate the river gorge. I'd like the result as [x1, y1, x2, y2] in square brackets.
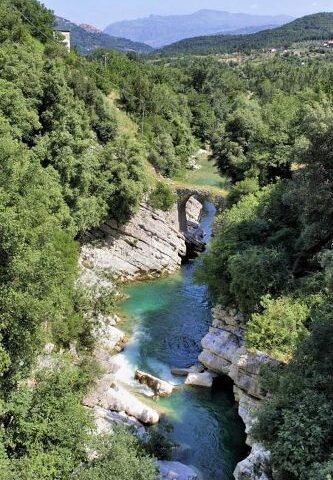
[80, 155, 270, 480]
[118, 202, 248, 479]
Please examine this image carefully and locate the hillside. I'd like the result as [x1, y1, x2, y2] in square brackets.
[159, 12, 333, 55]
[55, 16, 152, 54]
[104, 9, 291, 48]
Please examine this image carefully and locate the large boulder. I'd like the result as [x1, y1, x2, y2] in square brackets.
[185, 371, 214, 388]
[157, 461, 199, 480]
[135, 370, 174, 397]
[99, 383, 160, 425]
[92, 405, 146, 438]
[171, 364, 204, 376]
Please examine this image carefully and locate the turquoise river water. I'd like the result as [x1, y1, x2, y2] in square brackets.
[119, 202, 247, 479]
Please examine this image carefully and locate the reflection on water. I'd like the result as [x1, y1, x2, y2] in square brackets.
[119, 203, 247, 480]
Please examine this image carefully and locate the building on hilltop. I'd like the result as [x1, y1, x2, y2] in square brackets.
[323, 40, 333, 48]
[54, 30, 71, 51]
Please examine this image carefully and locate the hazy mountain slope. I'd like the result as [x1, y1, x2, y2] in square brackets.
[159, 12, 333, 55]
[104, 9, 292, 48]
[55, 17, 152, 54]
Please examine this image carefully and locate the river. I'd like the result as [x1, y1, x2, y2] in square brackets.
[118, 201, 247, 480]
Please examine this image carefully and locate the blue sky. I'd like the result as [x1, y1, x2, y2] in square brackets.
[42, 0, 333, 28]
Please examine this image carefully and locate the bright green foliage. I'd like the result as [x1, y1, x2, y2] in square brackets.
[98, 136, 148, 223]
[0, 137, 80, 388]
[90, 49, 198, 177]
[246, 296, 310, 359]
[196, 184, 298, 311]
[254, 310, 333, 480]
[1, 360, 92, 479]
[11, 0, 54, 42]
[0, 361, 156, 480]
[229, 178, 260, 205]
[149, 182, 177, 211]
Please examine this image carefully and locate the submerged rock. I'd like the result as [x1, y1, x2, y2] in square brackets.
[171, 364, 204, 376]
[185, 371, 214, 388]
[157, 461, 199, 480]
[135, 370, 174, 396]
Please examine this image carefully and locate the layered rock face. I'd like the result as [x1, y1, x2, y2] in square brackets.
[80, 198, 203, 281]
[199, 305, 278, 480]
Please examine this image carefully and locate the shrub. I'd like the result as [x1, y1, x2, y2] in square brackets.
[228, 246, 290, 313]
[77, 427, 156, 480]
[246, 296, 310, 360]
[149, 182, 176, 211]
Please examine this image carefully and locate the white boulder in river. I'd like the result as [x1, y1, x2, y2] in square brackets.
[185, 371, 214, 388]
[99, 383, 160, 425]
[157, 461, 199, 480]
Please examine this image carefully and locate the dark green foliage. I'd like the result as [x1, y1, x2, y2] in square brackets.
[159, 13, 333, 56]
[228, 246, 289, 313]
[254, 310, 333, 479]
[143, 425, 174, 460]
[191, 39, 333, 480]
[149, 182, 177, 211]
[98, 136, 148, 223]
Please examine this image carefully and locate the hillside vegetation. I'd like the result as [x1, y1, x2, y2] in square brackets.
[191, 52, 333, 480]
[0, 0, 332, 478]
[159, 12, 333, 55]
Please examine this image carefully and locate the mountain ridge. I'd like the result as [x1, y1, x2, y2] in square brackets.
[104, 9, 292, 48]
[158, 12, 333, 55]
[55, 16, 152, 54]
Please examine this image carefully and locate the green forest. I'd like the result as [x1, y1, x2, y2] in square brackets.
[0, 0, 332, 479]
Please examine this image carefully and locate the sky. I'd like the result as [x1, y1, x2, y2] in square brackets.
[41, 0, 333, 29]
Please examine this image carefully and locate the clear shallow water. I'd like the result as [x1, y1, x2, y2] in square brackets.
[119, 203, 247, 479]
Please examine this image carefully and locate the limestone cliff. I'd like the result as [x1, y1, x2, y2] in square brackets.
[199, 305, 278, 480]
[80, 198, 203, 281]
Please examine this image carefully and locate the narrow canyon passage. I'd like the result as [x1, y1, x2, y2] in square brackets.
[118, 202, 248, 479]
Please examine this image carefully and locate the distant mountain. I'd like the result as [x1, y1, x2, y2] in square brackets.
[55, 17, 153, 55]
[79, 24, 102, 34]
[104, 10, 292, 48]
[159, 12, 333, 55]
